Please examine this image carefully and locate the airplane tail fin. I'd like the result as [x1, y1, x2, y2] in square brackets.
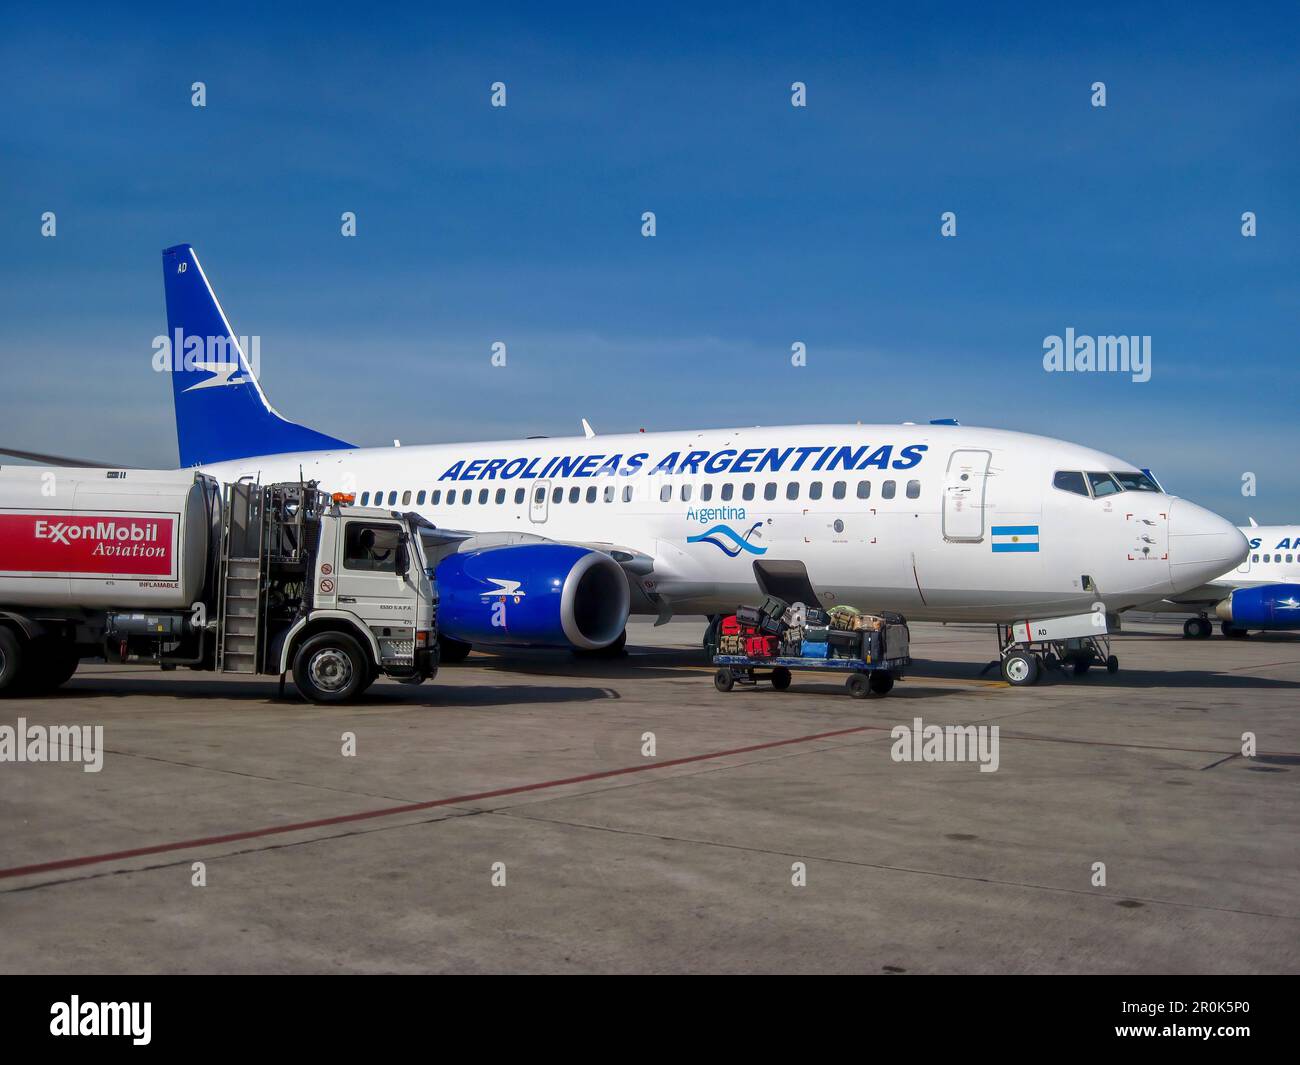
[161, 244, 353, 467]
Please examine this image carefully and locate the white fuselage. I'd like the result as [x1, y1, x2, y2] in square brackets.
[200, 423, 1246, 624]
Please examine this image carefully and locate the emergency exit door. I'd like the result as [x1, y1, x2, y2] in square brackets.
[529, 480, 551, 523]
[942, 449, 991, 542]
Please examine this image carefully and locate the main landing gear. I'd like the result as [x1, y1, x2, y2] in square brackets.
[1182, 615, 1213, 640]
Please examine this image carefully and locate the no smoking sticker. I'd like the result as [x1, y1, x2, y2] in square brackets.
[320, 578, 334, 593]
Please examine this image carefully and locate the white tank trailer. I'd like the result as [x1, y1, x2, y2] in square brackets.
[0, 467, 440, 703]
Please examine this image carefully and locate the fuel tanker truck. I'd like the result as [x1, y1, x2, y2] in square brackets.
[0, 467, 439, 703]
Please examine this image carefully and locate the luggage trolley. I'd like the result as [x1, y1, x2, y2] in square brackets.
[712, 652, 911, 699]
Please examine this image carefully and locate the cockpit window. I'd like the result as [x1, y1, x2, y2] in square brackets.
[1087, 472, 1121, 498]
[1110, 470, 1160, 492]
[1053, 471, 1089, 496]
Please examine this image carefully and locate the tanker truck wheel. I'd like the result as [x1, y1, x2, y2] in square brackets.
[21, 638, 80, 693]
[293, 631, 367, 704]
[0, 628, 26, 697]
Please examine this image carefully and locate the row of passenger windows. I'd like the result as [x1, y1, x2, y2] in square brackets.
[1253, 553, 1294, 564]
[358, 478, 923, 508]
[1052, 470, 1161, 498]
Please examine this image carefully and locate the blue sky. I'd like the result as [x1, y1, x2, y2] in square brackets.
[1, 2, 1296, 521]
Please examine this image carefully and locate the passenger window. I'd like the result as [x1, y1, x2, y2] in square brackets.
[514, 488, 525, 504]
[604, 484, 615, 503]
[1087, 472, 1121, 498]
[786, 481, 799, 500]
[360, 492, 370, 505]
[586, 486, 597, 503]
[446, 491, 456, 506]
[700, 484, 713, 501]
[1251, 554, 1259, 563]
[343, 522, 401, 573]
[906, 480, 920, 499]
[387, 491, 397, 506]
[857, 480, 871, 499]
[568, 486, 580, 503]
[402, 490, 412, 505]
[881, 480, 896, 500]
[721, 483, 734, 501]
[681, 484, 692, 502]
[431, 490, 441, 505]
[476, 489, 486, 504]
[623, 485, 633, 502]
[1053, 471, 1090, 497]
[809, 482, 823, 500]
[416, 490, 426, 505]
[833, 481, 846, 500]
[764, 482, 777, 501]
[1264, 554, 1271, 563]
[496, 488, 506, 504]
[742, 483, 755, 501]
[552, 487, 562, 504]
[534, 487, 545, 504]
[660, 484, 672, 502]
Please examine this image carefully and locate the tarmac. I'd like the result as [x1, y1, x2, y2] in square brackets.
[1, 617, 1296, 974]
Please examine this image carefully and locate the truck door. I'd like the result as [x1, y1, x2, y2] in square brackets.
[942, 449, 991, 542]
[529, 480, 550, 524]
[335, 519, 417, 636]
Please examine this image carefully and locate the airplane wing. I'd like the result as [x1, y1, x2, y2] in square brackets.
[0, 445, 138, 468]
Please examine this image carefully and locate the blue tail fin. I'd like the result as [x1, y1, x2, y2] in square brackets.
[162, 244, 353, 466]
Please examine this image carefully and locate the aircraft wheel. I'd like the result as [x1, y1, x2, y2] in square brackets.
[1002, 651, 1040, 686]
[1106, 655, 1119, 674]
[1221, 622, 1248, 639]
[714, 668, 735, 693]
[1183, 618, 1212, 639]
[846, 673, 871, 699]
[770, 667, 792, 691]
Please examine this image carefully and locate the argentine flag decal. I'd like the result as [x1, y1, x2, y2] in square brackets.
[991, 525, 1040, 552]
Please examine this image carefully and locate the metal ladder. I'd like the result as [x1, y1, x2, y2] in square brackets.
[216, 482, 266, 674]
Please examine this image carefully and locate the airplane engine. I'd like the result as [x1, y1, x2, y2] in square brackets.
[435, 543, 630, 650]
[1214, 584, 1300, 630]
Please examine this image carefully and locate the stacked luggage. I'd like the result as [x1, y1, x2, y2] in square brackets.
[719, 597, 909, 664]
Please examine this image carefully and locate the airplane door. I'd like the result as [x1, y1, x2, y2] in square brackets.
[942, 449, 991, 542]
[1237, 551, 1252, 574]
[529, 480, 550, 524]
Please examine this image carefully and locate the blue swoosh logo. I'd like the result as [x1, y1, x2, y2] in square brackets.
[686, 522, 767, 557]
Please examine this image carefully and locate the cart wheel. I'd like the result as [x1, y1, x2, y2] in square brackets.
[714, 668, 735, 693]
[1106, 655, 1119, 675]
[868, 671, 894, 695]
[1002, 651, 1040, 686]
[846, 674, 871, 699]
[770, 667, 792, 691]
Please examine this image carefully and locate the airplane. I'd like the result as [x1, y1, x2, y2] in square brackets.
[1141, 520, 1300, 638]
[6, 244, 1251, 687]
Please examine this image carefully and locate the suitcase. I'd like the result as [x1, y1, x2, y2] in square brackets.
[736, 605, 763, 627]
[761, 595, 789, 620]
[719, 633, 746, 655]
[758, 614, 784, 636]
[861, 630, 883, 662]
[720, 614, 743, 635]
[746, 635, 777, 658]
[806, 607, 828, 626]
[828, 629, 860, 656]
[801, 640, 829, 659]
[782, 601, 807, 628]
[804, 624, 830, 643]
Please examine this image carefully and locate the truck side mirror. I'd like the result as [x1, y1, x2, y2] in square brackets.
[395, 538, 410, 579]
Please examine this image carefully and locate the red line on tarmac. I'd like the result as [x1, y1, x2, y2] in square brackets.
[0, 723, 884, 881]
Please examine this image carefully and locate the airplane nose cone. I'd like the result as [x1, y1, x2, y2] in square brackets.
[1167, 499, 1248, 593]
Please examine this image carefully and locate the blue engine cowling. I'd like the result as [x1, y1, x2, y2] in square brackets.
[1215, 584, 1300, 630]
[435, 543, 631, 649]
